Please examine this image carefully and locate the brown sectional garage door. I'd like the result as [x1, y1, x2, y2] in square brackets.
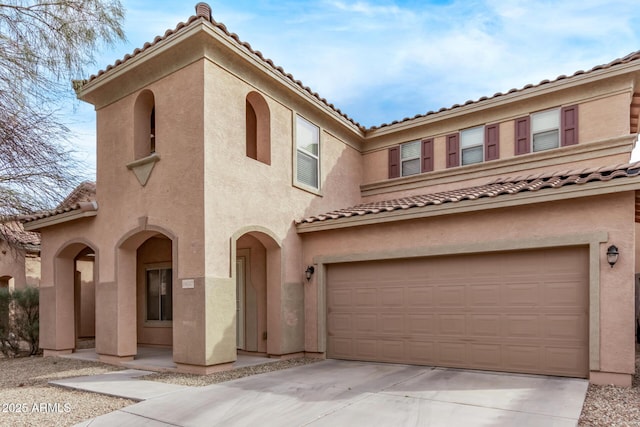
[327, 247, 589, 378]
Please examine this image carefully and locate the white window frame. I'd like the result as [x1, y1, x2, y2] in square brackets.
[531, 108, 560, 152]
[400, 140, 421, 177]
[294, 114, 321, 192]
[145, 263, 173, 326]
[460, 126, 484, 165]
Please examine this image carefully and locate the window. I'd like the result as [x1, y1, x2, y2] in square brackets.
[460, 126, 484, 165]
[531, 109, 559, 152]
[400, 141, 421, 176]
[515, 105, 578, 155]
[295, 115, 320, 190]
[389, 139, 434, 178]
[146, 267, 172, 321]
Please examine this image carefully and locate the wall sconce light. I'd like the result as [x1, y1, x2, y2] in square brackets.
[305, 266, 315, 281]
[606, 245, 619, 268]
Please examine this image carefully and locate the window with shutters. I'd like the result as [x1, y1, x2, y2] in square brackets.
[400, 141, 421, 176]
[460, 126, 484, 165]
[532, 108, 560, 152]
[295, 115, 320, 190]
[515, 105, 578, 155]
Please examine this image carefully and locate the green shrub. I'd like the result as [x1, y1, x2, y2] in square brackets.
[0, 287, 39, 357]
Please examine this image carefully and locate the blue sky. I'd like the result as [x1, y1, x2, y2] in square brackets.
[66, 0, 640, 177]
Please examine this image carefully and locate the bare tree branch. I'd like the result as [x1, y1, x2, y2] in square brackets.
[0, 0, 125, 218]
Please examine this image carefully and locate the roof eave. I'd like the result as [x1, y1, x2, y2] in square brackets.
[366, 60, 640, 137]
[23, 210, 97, 232]
[296, 176, 640, 233]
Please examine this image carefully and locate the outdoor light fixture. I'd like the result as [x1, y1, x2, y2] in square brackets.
[606, 245, 619, 268]
[305, 266, 315, 281]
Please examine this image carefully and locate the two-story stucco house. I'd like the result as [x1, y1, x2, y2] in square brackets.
[23, 3, 640, 385]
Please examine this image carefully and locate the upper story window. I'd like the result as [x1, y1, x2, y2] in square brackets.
[531, 109, 559, 152]
[295, 115, 320, 190]
[515, 105, 578, 155]
[460, 126, 484, 165]
[389, 139, 434, 178]
[400, 141, 421, 176]
[246, 92, 271, 165]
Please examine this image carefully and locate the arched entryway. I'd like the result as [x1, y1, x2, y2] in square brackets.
[112, 229, 175, 360]
[53, 242, 96, 351]
[234, 229, 281, 356]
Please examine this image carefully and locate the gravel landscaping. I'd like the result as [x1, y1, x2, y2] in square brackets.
[0, 356, 134, 427]
[0, 352, 638, 426]
[578, 352, 640, 426]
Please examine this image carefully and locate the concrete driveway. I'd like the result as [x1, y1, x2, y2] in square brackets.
[79, 360, 588, 426]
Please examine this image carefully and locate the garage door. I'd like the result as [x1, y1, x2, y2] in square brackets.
[327, 247, 589, 378]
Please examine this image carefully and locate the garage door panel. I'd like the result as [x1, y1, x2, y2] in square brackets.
[439, 314, 466, 335]
[545, 347, 587, 373]
[439, 342, 467, 364]
[354, 314, 377, 333]
[379, 288, 404, 307]
[544, 281, 587, 306]
[544, 314, 587, 340]
[468, 314, 501, 337]
[354, 289, 377, 308]
[380, 314, 404, 333]
[436, 286, 466, 306]
[469, 284, 501, 306]
[327, 247, 589, 378]
[407, 287, 434, 307]
[407, 314, 436, 334]
[470, 343, 502, 368]
[505, 345, 541, 370]
[505, 315, 541, 338]
[503, 283, 540, 306]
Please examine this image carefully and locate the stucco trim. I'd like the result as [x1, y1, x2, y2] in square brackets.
[23, 210, 97, 231]
[313, 231, 607, 371]
[361, 135, 635, 197]
[126, 153, 161, 186]
[298, 177, 640, 233]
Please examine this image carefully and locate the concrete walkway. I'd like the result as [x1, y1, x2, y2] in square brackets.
[60, 360, 588, 426]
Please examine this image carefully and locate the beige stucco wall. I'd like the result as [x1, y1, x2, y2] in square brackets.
[0, 241, 27, 291]
[300, 192, 637, 384]
[201, 53, 363, 361]
[361, 76, 634, 185]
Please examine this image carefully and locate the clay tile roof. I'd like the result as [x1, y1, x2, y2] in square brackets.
[76, 3, 365, 131]
[75, 4, 640, 133]
[21, 181, 97, 224]
[296, 162, 640, 225]
[368, 51, 640, 131]
[0, 222, 40, 252]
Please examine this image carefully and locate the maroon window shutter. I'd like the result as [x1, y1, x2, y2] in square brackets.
[421, 138, 434, 173]
[514, 116, 530, 155]
[561, 105, 579, 146]
[446, 133, 459, 168]
[484, 124, 499, 161]
[388, 146, 400, 178]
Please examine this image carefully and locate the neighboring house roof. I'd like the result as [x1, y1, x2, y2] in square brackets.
[21, 181, 97, 225]
[0, 222, 40, 253]
[56, 181, 96, 210]
[297, 162, 640, 226]
[74, 2, 640, 133]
